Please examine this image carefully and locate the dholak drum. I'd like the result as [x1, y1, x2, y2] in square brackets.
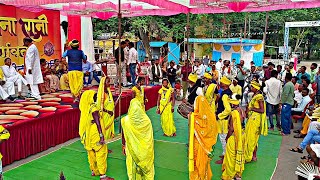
[177, 102, 193, 119]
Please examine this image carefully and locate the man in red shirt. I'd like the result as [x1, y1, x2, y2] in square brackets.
[181, 60, 193, 99]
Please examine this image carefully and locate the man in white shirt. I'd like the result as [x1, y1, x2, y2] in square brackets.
[216, 58, 222, 71]
[127, 42, 138, 85]
[221, 60, 234, 79]
[2, 58, 28, 98]
[264, 70, 282, 130]
[193, 60, 204, 78]
[291, 88, 312, 116]
[294, 84, 303, 106]
[0, 69, 15, 101]
[23, 37, 43, 100]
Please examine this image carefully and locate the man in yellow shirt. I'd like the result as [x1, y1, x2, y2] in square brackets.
[0, 125, 10, 180]
[230, 78, 242, 96]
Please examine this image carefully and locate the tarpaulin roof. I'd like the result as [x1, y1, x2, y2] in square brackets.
[1, 0, 319, 18]
[149, 41, 167, 47]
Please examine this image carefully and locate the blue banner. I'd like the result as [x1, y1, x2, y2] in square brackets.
[212, 51, 222, 61]
[168, 42, 180, 64]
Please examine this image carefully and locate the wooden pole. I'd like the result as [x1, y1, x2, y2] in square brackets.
[118, 0, 122, 133]
[244, 13, 247, 38]
[263, 12, 269, 52]
[186, 13, 190, 62]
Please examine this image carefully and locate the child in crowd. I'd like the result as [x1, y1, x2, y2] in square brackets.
[174, 79, 182, 100]
[0, 125, 10, 180]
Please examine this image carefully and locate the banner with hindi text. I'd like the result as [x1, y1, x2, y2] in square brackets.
[0, 4, 61, 68]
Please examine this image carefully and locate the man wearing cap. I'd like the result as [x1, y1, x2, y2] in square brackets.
[23, 37, 43, 100]
[183, 73, 203, 105]
[203, 72, 218, 114]
[63, 39, 86, 102]
[216, 76, 233, 164]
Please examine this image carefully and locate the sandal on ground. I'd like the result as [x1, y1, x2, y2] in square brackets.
[301, 155, 310, 160]
[289, 147, 303, 153]
[293, 130, 300, 133]
[280, 132, 289, 136]
[294, 134, 305, 138]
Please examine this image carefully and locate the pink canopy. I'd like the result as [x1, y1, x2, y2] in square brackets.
[1, 0, 319, 18]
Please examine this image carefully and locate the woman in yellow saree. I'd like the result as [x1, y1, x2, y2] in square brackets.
[157, 79, 176, 137]
[97, 76, 115, 140]
[203, 72, 218, 113]
[132, 77, 147, 111]
[189, 95, 218, 180]
[222, 95, 246, 180]
[79, 90, 114, 180]
[121, 98, 154, 180]
[244, 81, 268, 163]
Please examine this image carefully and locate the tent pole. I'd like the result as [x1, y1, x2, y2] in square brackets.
[186, 13, 190, 63]
[118, 0, 122, 133]
[244, 13, 247, 38]
[263, 12, 269, 52]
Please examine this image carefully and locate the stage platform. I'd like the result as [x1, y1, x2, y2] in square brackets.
[0, 85, 161, 166]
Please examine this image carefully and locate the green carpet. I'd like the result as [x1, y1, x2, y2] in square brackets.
[4, 107, 282, 180]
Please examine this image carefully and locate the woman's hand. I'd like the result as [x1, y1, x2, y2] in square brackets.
[99, 136, 105, 145]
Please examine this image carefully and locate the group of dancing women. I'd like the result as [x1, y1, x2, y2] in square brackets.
[78, 70, 268, 180]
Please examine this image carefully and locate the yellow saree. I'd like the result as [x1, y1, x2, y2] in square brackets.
[222, 110, 245, 180]
[204, 83, 217, 112]
[68, 71, 83, 97]
[189, 96, 218, 180]
[60, 73, 69, 90]
[79, 90, 108, 176]
[121, 98, 154, 180]
[97, 77, 115, 139]
[158, 86, 176, 136]
[244, 93, 267, 163]
[132, 86, 145, 110]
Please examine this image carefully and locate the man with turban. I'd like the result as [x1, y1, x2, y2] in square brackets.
[216, 76, 233, 164]
[63, 39, 86, 102]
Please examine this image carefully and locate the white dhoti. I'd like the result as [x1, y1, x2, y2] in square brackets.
[7, 74, 28, 93]
[25, 73, 41, 100]
[219, 133, 227, 155]
[0, 81, 14, 100]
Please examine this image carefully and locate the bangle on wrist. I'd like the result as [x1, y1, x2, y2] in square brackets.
[99, 133, 103, 138]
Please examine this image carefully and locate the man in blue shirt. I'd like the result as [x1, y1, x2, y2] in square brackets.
[82, 57, 93, 87]
[62, 39, 86, 102]
[297, 66, 311, 84]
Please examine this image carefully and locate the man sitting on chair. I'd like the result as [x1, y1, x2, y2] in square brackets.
[291, 88, 312, 116]
[82, 57, 93, 87]
[1, 57, 28, 99]
[0, 68, 15, 101]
